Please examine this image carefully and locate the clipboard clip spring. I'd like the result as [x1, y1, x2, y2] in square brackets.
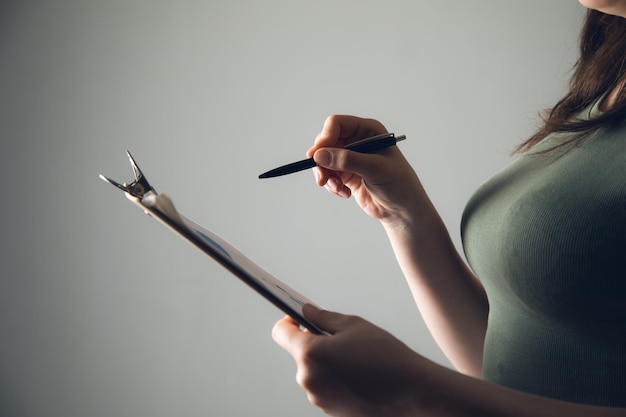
[99, 151, 156, 199]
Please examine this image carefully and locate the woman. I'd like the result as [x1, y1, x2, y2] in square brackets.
[273, 2, 626, 416]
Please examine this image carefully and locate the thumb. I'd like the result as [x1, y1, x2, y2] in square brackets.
[302, 304, 349, 335]
[313, 148, 384, 179]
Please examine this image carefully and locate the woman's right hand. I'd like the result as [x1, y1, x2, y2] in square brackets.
[308, 115, 431, 227]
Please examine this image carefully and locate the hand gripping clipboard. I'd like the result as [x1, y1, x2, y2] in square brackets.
[100, 152, 324, 335]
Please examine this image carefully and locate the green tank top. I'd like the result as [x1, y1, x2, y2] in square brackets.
[461, 125, 626, 407]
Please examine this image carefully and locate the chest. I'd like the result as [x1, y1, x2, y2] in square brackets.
[461, 134, 626, 326]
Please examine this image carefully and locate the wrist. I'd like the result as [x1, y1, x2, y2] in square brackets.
[400, 356, 470, 417]
[380, 203, 448, 246]
[379, 202, 472, 291]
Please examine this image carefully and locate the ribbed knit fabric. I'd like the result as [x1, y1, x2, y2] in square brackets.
[461, 127, 626, 406]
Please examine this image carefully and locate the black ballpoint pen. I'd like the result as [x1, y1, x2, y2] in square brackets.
[258, 133, 406, 179]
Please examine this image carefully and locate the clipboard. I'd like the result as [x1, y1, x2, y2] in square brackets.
[100, 152, 324, 335]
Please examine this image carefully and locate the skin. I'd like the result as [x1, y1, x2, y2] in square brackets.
[272, 116, 626, 417]
[305, 115, 489, 377]
[274, 305, 626, 417]
[273, 115, 626, 417]
[579, 0, 626, 17]
[272, 4, 626, 417]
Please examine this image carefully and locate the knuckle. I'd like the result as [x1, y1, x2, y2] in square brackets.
[296, 362, 322, 393]
[325, 114, 341, 125]
[307, 392, 328, 410]
[334, 150, 351, 169]
[342, 313, 362, 325]
[295, 343, 327, 389]
[295, 367, 309, 388]
[271, 320, 283, 342]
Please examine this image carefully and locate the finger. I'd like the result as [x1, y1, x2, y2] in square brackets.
[308, 116, 388, 188]
[302, 304, 352, 335]
[314, 165, 351, 198]
[314, 115, 358, 149]
[313, 147, 390, 184]
[272, 315, 314, 355]
[308, 115, 387, 157]
[313, 146, 354, 189]
[306, 133, 324, 158]
[322, 176, 350, 199]
[312, 166, 327, 187]
[313, 165, 336, 190]
[307, 119, 351, 185]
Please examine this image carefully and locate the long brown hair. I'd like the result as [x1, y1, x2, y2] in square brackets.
[518, 10, 626, 152]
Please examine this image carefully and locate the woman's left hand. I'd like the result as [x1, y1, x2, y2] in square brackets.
[272, 304, 447, 417]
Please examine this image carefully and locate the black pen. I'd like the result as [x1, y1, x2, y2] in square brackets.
[258, 133, 406, 179]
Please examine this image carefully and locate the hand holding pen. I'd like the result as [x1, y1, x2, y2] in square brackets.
[259, 133, 406, 179]
[260, 115, 422, 225]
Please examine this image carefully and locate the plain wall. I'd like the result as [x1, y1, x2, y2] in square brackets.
[1, 1, 584, 416]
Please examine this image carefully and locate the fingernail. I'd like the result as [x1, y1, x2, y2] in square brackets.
[314, 149, 332, 167]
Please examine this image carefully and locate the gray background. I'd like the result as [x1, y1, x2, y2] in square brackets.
[1, 1, 583, 416]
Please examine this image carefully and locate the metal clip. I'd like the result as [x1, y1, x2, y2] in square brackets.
[100, 151, 156, 199]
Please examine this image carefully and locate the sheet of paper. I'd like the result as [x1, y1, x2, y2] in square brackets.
[143, 192, 319, 325]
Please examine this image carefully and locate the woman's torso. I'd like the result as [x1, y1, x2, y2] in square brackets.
[461, 127, 626, 406]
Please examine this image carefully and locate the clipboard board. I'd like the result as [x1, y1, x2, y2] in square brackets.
[100, 152, 324, 335]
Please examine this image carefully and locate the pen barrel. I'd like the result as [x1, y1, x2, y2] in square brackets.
[346, 136, 397, 153]
[259, 133, 405, 178]
[258, 158, 317, 178]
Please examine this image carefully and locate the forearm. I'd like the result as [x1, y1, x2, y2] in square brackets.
[382, 208, 488, 377]
[422, 362, 626, 417]
[274, 305, 626, 417]
[304, 117, 489, 374]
